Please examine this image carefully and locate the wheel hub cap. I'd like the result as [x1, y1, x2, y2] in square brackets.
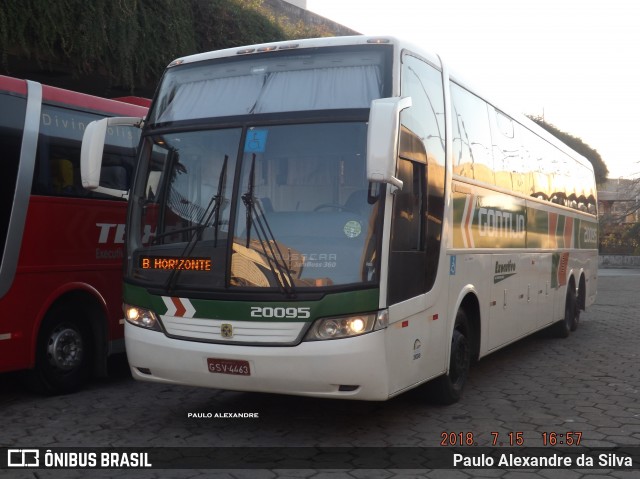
[47, 326, 83, 371]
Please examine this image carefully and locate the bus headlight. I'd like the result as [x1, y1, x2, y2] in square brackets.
[124, 304, 162, 331]
[304, 310, 388, 341]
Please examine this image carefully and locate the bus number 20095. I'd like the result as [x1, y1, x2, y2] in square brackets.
[250, 306, 311, 319]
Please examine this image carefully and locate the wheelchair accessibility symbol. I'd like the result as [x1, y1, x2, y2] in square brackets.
[245, 129, 268, 153]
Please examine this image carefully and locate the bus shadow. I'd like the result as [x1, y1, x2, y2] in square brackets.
[170, 322, 574, 436]
[0, 353, 134, 401]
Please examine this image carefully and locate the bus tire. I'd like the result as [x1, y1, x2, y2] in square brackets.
[428, 309, 471, 405]
[553, 284, 577, 338]
[574, 277, 586, 332]
[25, 303, 93, 395]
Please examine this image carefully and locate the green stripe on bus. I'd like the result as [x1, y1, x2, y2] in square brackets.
[452, 190, 597, 249]
[123, 283, 380, 321]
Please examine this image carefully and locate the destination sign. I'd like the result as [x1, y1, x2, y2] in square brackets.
[140, 256, 212, 271]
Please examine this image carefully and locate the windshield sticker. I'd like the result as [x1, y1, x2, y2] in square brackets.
[343, 220, 362, 239]
[302, 253, 337, 268]
[245, 129, 268, 153]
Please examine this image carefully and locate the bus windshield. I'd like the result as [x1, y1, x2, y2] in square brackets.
[148, 46, 389, 123]
[128, 121, 381, 294]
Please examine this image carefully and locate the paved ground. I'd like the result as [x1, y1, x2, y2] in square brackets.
[1, 269, 639, 478]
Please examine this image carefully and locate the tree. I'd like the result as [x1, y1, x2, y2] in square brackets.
[528, 116, 608, 185]
[598, 177, 640, 254]
[0, 0, 332, 95]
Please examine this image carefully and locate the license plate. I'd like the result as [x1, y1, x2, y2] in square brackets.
[207, 358, 251, 376]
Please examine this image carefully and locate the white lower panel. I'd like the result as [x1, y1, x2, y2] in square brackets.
[125, 322, 390, 400]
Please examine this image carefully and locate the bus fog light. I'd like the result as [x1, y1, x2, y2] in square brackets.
[124, 304, 162, 331]
[305, 312, 381, 341]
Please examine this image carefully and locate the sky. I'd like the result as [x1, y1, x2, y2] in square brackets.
[306, 0, 640, 179]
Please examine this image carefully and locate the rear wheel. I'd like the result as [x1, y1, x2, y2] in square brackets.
[574, 278, 586, 332]
[553, 284, 577, 338]
[428, 309, 471, 405]
[24, 303, 93, 394]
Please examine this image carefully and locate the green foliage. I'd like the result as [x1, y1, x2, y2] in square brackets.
[192, 0, 282, 51]
[0, 0, 331, 93]
[599, 222, 640, 255]
[528, 116, 609, 185]
[0, 0, 196, 90]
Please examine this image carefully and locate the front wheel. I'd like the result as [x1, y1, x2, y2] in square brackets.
[24, 304, 93, 394]
[427, 310, 472, 405]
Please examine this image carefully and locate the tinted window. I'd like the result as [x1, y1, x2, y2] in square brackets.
[389, 52, 447, 301]
[151, 45, 392, 123]
[0, 93, 26, 268]
[491, 107, 531, 194]
[32, 105, 139, 199]
[400, 54, 446, 167]
[451, 83, 494, 184]
[388, 158, 427, 304]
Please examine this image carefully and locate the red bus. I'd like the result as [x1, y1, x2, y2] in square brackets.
[0, 75, 149, 394]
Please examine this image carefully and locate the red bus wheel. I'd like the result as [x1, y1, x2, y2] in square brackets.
[25, 303, 93, 395]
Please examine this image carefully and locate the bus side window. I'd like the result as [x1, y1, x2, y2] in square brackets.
[391, 158, 425, 252]
[0, 93, 27, 267]
[52, 158, 75, 194]
[388, 157, 427, 305]
[398, 52, 446, 295]
[32, 104, 138, 200]
[100, 164, 128, 190]
[450, 83, 494, 185]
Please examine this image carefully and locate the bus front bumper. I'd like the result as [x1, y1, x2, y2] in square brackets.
[125, 322, 390, 400]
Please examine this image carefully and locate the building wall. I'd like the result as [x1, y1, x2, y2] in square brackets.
[282, 0, 307, 9]
[263, 0, 360, 36]
[599, 255, 640, 268]
[598, 178, 640, 223]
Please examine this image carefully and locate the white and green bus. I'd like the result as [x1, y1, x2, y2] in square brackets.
[81, 36, 598, 403]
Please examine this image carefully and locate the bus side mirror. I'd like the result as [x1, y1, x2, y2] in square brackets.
[366, 96, 412, 191]
[81, 116, 143, 199]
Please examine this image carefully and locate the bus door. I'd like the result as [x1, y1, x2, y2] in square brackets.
[533, 252, 554, 329]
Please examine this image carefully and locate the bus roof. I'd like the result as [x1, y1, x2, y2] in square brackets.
[161, 36, 593, 174]
[0, 74, 148, 116]
[167, 35, 440, 68]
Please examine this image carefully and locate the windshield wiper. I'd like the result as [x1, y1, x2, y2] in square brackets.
[164, 155, 228, 293]
[241, 154, 296, 297]
[154, 155, 229, 246]
[211, 155, 228, 248]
